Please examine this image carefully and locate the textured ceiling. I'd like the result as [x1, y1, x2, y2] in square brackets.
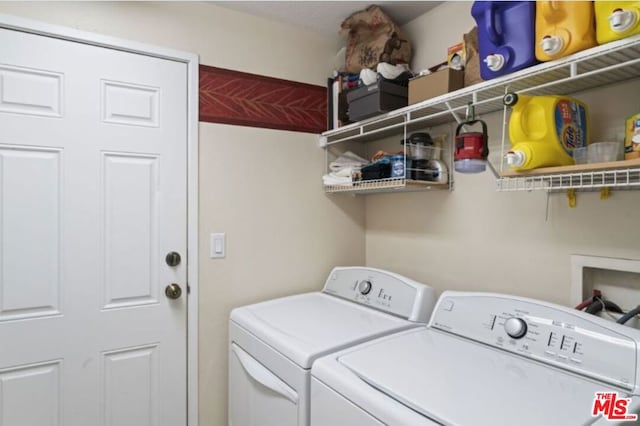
[210, 2, 443, 35]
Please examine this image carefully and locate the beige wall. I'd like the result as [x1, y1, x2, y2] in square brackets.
[0, 3, 365, 425]
[4, 1, 640, 424]
[365, 2, 640, 306]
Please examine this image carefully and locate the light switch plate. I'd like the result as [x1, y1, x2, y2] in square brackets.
[210, 232, 225, 259]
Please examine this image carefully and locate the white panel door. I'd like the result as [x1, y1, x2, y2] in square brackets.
[0, 27, 187, 426]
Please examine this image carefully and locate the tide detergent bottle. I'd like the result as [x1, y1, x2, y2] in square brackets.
[503, 92, 589, 171]
[471, 1, 538, 80]
[595, 1, 640, 44]
[535, 1, 597, 61]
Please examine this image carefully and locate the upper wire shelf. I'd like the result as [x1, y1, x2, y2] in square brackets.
[320, 34, 640, 147]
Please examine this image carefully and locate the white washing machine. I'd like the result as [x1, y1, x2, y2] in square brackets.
[311, 291, 640, 426]
[228, 266, 436, 426]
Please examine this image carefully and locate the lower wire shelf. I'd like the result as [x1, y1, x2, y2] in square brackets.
[324, 177, 449, 194]
[496, 159, 640, 192]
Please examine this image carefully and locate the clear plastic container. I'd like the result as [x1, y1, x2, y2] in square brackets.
[573, 146, 589, 164]
[587, 142, 621, 163]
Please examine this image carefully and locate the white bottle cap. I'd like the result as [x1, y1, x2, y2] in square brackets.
[609, 9, 638, 32]
[506, 151, 525, 167]
[540, 36, 564, 55]
[484, 54, 505, 72]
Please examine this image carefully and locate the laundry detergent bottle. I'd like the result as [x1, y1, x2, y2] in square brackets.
[503, 92, 590, 171]
[471, 1, 538, 80]
[535, 1, 597, 61]
[595, 1, 640, 44]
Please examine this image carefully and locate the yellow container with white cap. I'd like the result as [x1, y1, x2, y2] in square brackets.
[503, 92, 590, 171]
[535, 1, 597, 61]
[595, 1, 640, 44]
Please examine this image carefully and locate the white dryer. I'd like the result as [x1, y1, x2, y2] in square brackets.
[228, 266, 436, 426]
[311, 291, 640, 426]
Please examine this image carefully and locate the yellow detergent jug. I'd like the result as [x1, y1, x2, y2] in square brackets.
[536, 1, 597, 61]
[595, 1, 640, 44]
[503, 92, 590, 171]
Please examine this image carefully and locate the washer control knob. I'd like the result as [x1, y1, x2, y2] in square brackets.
[358, 280, 372, 295]
[504, 317, 528, 339]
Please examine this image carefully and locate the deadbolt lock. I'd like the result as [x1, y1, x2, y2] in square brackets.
[165, 283, 182, 300]
[166, 251, 181, 267]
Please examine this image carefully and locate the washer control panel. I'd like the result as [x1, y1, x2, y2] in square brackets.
[357, 280, 373, 295]
[504, 317, 528, 339]
[322, 267, 436, 323]
[430, 291, 640, 390]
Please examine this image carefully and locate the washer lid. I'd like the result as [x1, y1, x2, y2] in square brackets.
[337, 328, 630, 425]
[230, 292, 413, 369]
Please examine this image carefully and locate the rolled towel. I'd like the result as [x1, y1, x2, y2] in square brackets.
[332, 167, 353, 178]
[329, 151, 369, 172]
[322, 174, 352, 186]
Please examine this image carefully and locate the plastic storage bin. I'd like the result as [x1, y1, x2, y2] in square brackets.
[471, 1, 538, 80]
[595, 1, 640, 45]
[535, 1, 597, 61]
[503, 92, 590, 171]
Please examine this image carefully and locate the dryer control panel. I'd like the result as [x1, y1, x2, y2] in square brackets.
[430, 291, 640, 391]
[322, 267, 436, 323]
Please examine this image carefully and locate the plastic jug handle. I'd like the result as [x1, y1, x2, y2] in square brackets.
[540, 1, 561, 19]
[484, 4, 503, 45]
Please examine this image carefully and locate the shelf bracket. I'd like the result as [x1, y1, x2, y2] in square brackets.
[465, 102, 476, 122]
[445, 101, 465, 124]
[567, 188, 577, 208]
[487, 159, 500, 179]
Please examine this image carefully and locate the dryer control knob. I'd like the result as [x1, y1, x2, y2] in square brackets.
[504, 317, 528, 339]
[358, 280, 372, 295]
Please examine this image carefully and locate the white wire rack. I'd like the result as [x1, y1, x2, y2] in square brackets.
[319, 34, 640, 194]
[321, 34, 640, 146]
[324, 178, 447, 194]
[496, 161, 640, 192]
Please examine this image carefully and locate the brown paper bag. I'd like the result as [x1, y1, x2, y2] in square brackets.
[463, 26, 483, 87]
[340, 5, 412, 74]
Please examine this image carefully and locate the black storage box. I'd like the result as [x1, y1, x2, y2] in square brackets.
[361, 162, 391, 180]
[347, 80, 408, 122]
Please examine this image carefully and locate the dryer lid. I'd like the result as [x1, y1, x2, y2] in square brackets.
[230, 292, 413, 369]
[337, 328, 632, 425]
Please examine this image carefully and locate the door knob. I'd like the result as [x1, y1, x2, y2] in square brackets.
[165, 251, 181, 267]
[165, 283, 182, 300]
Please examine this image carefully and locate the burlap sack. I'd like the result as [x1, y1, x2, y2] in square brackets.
[340, 5, 412, 74]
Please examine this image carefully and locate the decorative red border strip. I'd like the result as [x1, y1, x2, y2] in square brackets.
[199, 64, 327, 134]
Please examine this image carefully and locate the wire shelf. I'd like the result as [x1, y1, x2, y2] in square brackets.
[496, 161, 640, 192]
[321, 34, 640, 146]
[324, 178, 448, 195]
[320, 35, 640, 194]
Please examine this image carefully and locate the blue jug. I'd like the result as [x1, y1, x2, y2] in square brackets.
[471, 1, 539, 80]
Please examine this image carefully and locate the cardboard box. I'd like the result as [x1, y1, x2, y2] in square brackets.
[347, 80, 408, 122]
[447, 41, 465, 70]
[408, 68, 464, 105]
